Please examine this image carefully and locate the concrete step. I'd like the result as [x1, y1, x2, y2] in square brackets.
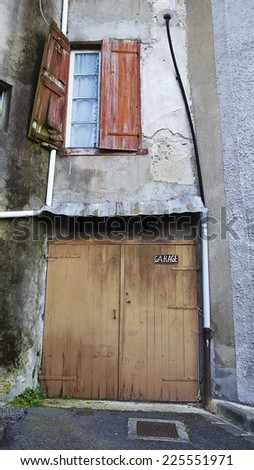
[0, 408, 3, 441]
[211, 400, 254, 433]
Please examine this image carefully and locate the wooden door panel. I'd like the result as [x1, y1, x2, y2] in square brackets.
[119, 244, 199, 402]
[41, 244, 120, 399]
[84, 244, 120, 399]
[119, 245, 150, 400]
[41, 244, 78, 397]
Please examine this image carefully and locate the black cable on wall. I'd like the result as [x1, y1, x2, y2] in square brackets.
[164, 14, 205, 206]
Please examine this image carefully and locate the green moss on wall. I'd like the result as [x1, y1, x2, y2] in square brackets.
[5, 144, 48, 210]
[0, 379, 12, 394]
[0, 219, 46, 372]
[0, 233, 27, 369]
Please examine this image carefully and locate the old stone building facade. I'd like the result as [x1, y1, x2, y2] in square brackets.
[0, 0, 253, 406]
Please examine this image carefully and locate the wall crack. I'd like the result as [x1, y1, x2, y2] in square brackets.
[144, 127, 191, 141]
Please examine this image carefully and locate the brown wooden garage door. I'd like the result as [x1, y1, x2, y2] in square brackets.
[40, 240, 199, 402]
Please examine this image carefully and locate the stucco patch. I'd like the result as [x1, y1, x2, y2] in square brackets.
[150, 140, 195, 184]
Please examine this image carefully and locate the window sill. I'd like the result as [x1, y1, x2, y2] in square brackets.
[59, 148, 149, 157]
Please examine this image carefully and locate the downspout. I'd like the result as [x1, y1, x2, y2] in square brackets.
[0, 2, 69, 219]
[46, 149, 56, 207]
[46, 1, 68, 206]
[61, 0, 68, 35]
[201, 209, 212, 407]
[164, 14, 212, 406]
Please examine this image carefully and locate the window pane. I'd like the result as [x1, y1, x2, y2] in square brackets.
[73, 76, 99, 98]
[67, 51, 100, 147]
[72, 99, 98, 123]
[70, 123, 97, 147]
[74, 53, 99, 75]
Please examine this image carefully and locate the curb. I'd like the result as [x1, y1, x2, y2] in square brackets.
[0, 408, 3, 441]
[210, 400, 254, 433]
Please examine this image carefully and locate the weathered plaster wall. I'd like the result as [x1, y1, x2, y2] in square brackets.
[210, 0, 254, 405]
[0, 0, 62, 211]
[52, 154, 202, 217]
[68, 0, 152, 41]
[185, 0, 237, 401]
[52, 0, 202, 215]
[0, 219, 47, 402]
[0, 0, 61, 401]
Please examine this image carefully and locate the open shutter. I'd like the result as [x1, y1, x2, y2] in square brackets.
[99, 39, 141, 151]
[28, 20, 70, 149]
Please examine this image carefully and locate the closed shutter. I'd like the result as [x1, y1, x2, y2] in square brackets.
[99, 39, 141, 151]
[28, 20, 70, 148]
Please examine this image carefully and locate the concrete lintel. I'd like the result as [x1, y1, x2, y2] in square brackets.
[43, 196, 204, 217]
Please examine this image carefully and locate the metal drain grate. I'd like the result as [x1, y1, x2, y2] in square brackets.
[137, 421, 179, 438]
[128, 418, 190, 443]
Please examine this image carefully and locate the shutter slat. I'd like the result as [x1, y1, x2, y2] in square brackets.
[99, 39, 141, 151]
[28, 20, 70, 148]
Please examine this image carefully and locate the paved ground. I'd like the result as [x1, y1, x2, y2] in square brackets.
[1, 401, 254, 450]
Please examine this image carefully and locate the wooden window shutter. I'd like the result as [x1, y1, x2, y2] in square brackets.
[99, 39, 141, 151]
[28, 20, 70, 148]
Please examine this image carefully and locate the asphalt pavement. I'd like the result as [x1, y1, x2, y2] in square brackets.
[1, 401, 254, 450]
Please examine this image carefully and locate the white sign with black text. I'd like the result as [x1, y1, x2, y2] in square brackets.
[154, 254, 178, 265]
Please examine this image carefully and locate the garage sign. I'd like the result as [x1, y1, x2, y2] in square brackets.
[154, 254, 178, 264]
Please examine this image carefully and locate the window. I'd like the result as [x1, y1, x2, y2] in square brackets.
[66, 51, 101, 148]
[29, 20, 143, 154]
[0, 81, 12, 131]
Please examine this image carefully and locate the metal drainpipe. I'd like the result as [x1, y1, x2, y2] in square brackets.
[0, 209, 43, 218]
[45, 1, 68, 206]
[46, 151, 56, 207]
[201, 210, 212, 407]
[164, 14, 212, 406]
[46, 1, 69, 206]
[61, 0, 69, 35]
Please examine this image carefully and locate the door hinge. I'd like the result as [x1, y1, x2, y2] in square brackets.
[44, 254, 80, 259]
